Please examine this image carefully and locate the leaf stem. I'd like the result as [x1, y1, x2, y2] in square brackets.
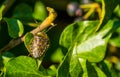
[0, 7, 57, 54]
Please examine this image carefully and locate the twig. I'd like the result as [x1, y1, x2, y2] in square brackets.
[0, 7, 57, 54]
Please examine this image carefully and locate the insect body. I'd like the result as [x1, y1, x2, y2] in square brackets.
[30, 32, 49, 59]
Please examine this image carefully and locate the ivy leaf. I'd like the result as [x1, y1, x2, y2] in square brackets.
[59, 21, 99, 49]
[75, 20, 116, 62]
[60, 20, 119, 62]
[58, 20, 119, 76]
[5, 56, 49, 77]
[4, 18, 24, 38]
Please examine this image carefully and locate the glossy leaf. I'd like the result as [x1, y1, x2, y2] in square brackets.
[5, 56, 49, 77]
[33, 1, 47, 21]
[24, 32, 34, 53]
[59, 21, 99, 49]
[58, 20, 119, 76]
[4, 18, 24, 38]
[59, 21, 99, 62]
[60, 19, 119, 62]
[75, 20, 115, 62]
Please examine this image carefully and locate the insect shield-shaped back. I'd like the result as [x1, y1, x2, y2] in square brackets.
[30, 32, 50, 59]
[24, 32, 50, 59]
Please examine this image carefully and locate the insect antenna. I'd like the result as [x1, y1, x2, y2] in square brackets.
[44, 23, 57, 33]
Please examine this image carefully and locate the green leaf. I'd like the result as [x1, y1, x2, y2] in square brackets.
[5, 56, 49, 77]
[60, 20, 119, 62]
[59, 21, 99, 49]
[59, 21, 99, 62]
[74, 34, 106, 62]
[24, 32, 34, 53]
[12, 3, 33, 24]
[33, 1, 47, 21]
[58, 20, 119, 76]
[74, 21, 117, 62]
[4, 18, 24, 38]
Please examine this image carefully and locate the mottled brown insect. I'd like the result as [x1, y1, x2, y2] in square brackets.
[30, 32, 50, 59]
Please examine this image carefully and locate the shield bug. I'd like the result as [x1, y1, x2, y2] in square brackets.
[29, 32, 50, 59]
